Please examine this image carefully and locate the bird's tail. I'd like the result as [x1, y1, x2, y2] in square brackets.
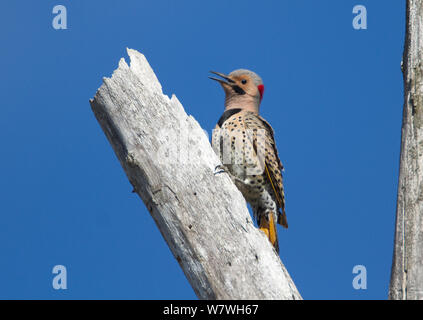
[259, 212, 279, 254]
[277, 210, 288, 229]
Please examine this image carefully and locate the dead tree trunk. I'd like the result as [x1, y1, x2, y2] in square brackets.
[89, 48, 301, 300]
[389, 0, 423, 300]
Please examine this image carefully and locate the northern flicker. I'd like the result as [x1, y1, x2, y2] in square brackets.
[210, 69, 287, 253]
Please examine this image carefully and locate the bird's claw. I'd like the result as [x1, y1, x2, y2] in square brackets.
[214, 164, 243, 185]
[214, 164, 227, 175]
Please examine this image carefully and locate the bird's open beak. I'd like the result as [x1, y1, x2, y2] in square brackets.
[209, 71, 235, 85]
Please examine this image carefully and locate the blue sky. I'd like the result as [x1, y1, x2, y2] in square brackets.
[0, 1, 404, 299]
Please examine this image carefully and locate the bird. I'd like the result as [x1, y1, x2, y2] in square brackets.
[210, 69, 287, 253]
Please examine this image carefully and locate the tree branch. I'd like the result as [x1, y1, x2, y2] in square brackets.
[89, 48, 301, 300]
[389, 0, 423, 300]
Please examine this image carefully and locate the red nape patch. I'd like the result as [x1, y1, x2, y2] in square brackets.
[258, 84, 265, 101]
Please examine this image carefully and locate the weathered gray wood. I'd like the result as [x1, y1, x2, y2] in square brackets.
[389, 0, 423, 300]
[90, 48, 301, 300]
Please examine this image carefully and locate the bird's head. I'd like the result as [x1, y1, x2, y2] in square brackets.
[209, 69, 264, 114]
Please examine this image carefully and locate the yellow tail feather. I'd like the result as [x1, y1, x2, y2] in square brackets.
[259, 213, 279, 254]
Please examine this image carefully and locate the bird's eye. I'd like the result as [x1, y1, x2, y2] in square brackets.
[241, 79, 247, 84]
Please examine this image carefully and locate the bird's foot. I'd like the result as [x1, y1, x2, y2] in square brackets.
[214, 164, 244, 185]
[214, 164, 227, 175]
